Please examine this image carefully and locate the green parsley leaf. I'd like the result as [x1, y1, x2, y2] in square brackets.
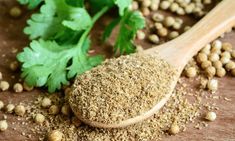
[102, 18, 121, 42]
[24, 0, 91, 40]
[17, 39, 103, 93]
[114, 0, 132, 16]
[17, 0, 43, 9]
[114, 10, 145, 54]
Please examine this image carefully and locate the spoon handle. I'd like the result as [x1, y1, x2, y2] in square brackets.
[147, 0, 235, 70]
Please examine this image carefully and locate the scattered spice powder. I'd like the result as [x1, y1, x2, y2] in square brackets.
[69, 53, 179, 124]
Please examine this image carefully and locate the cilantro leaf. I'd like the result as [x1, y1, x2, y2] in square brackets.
[102, 17, 121, 42]
[114, 10, 145, 54]
[17, 0, 43, 9]
[24, 0, 91, 40]
[17, 39, 103, 93]
[114, 0, 132, 16]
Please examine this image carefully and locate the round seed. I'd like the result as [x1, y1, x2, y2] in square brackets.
[157, 28, 168, 37]
[222, 42, 232, 52]
[168, 31, 179, 39]
[160, 0, 171, 10]
[207, 79, 218, 92]
[169, 124, 180, 135]
[41, 97, 52, 108]
[205, 66, 216, 77]
[220, 56, 230, 65]
[212, 40, 222, 50]
[136, 30, 145, 40]
[49, 105, 60, 115]
[231, 50, 235, 58]
[0, 81, 10, 91]
[225, 61, 235, 71]
[152, 13, 164, 22]
[5, 104, 15, 114]
[196, 53, 207, 63]
[0, 120, 8, 132]
[212, 61, 223, 69]
[13, 83, 23, 93]
[208, 53, 220, 62]
[9, 6, 22, 18]
[48, 130, 63, 141]
[185, 67, 197, 78]
[34, 113, 45, 124]
[164, 16, 175, 27]
[148, 34, 159, 44]
[205, 111, 216, 121]
[216, 68, 226, 77]
[201, 61, 212, 69]
[14, 105, 26, 116]
[61, 104, 72, 116]
[154, 22, 163, 30]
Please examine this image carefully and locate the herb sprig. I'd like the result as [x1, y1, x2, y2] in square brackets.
[17, 0, 145, 92]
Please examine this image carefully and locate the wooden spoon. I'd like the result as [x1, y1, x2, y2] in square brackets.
[71, 0, 235, 128]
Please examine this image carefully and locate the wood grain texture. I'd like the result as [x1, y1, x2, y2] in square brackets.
[0, 0, 234, 140]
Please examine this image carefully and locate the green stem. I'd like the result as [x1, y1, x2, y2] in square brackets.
[76, 6, 110, 50]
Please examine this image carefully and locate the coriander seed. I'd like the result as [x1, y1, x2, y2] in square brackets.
[225, 61, 235, 71]
[152, 13, 164, 22]
[0, 120, 8, 132]
[160, 0, 171, 10]
[0, 81, 10, 91]
[14, 105, 26, 116]
[185, 67, 197, 78]
[205, 66, 216, 77]
[41, 97, 52, 108]
[137, 30, 145, 40]
[48, 130, 63, 141]
[169, 124, 180, 135]
[157, 28, 168, 37]
[208, 53, 219, 62]
[9, 61, 19, 71]
[164, 16, 175, 27]
[49, 105, 60, 115]
[220, 56, 230, 65]
[222, 42, 232, 52]
[196, 53, 207, 63]
[201, 61, 212, 69]
[13, 83, 23, 93]
[231, 50, 235, 58]
[5, 104, 15, 114]
[34, 113, 45, 124]
[168, 31, 179, 39]
[216, 68, 226, 77]
[148, 34, 159, 44]
[221, 51, 231, 59]
[207, 79, 218, 92]
[212, 61, 222, 69]
[9, 6, 22, 18]
[61, 104, 72, 116]
[212, 40, 222, 50]
[205, 111, 216, 121]
[154, 22, 163, 30]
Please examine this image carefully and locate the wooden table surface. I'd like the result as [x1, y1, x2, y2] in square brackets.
[0, 1, 234, 141]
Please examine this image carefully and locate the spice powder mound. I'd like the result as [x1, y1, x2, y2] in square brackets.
[69, 53, 179, 124]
